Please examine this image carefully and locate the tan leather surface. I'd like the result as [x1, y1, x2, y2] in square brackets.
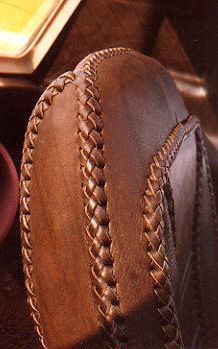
[30, 83, 104, 348]
[20, 48, 218, 348]
[94, 53, 186, 348]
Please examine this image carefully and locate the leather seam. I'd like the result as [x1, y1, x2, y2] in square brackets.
[20, 72, 75, 349]
[143, 115, 199, 349]
[74, 47, 137, 349]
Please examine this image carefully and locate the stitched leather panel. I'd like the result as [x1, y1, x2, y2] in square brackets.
[20, 49, 188, 349]
[168, 130, 198, 346]
[20, 48, 218, 349]
[95, 52, 189, 348]
[74, 48, 135, 348]
[20, 73, 76, 349]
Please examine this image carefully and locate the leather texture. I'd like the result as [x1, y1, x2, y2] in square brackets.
[42, 0, 163, 83]
[20, 48, 218, 349]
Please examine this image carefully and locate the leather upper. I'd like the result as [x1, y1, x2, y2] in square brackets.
[20, 48, 218, 349]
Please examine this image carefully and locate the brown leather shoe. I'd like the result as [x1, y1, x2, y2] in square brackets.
[20, 48, 218, 349]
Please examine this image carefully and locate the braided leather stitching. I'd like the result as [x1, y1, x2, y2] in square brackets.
[20, 72, 75, 349]
[20, 47, 218, 349]
[75, 47, 136, 348]
[143, 116, 199, 349]
[20, 48, 136, 349]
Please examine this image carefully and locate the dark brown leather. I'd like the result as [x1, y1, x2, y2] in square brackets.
[20, 48, 218, 349]
[151, 12, 218, 218]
